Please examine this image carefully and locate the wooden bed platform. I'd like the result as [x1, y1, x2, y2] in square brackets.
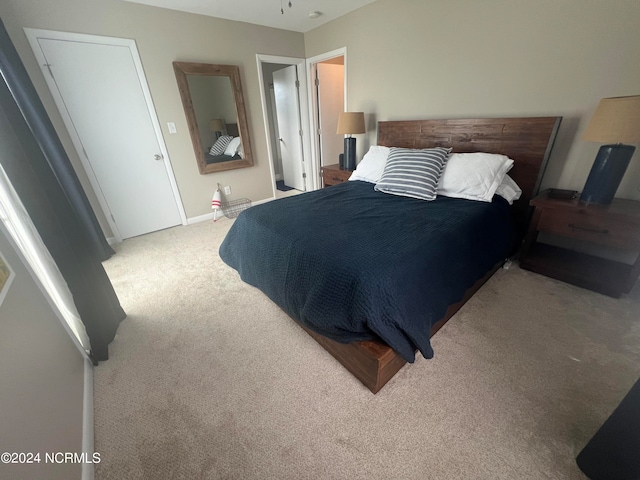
[299, 117, 562, 393]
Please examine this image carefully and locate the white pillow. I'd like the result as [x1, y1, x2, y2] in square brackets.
[494, 174, 522, 205]
[348, 146, 390, 183]
[224, 137, 242, 157]
[437, 152, 514, 202]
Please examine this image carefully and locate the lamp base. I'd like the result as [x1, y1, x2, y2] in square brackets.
[344, 137, 357, 171]
[579, 144, 635, 205]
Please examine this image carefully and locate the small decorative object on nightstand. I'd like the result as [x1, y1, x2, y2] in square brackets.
[519, 189, 640, 297]
[321, 163, 352, 187]
[547, 188, 578, 200]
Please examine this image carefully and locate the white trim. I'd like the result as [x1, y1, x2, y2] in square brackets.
[0, 221, 94, 479]
[187, 212, 218, 225]
[186, 197, 276, 225]
[82, 358, 95, 480]
[23, 28, 187, 243]
[0, 249, 15, 307]
[305, 48, 348, 191]
[106, 236, 117, 246]
[251, 197, 276, 206]
[256, 54, 313, 197]
[0, 204, 91, 358]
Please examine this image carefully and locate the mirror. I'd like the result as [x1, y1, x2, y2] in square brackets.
[173, 62, 254, 174]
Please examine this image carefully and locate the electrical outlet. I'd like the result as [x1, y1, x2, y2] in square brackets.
[224, 186, 231, 195]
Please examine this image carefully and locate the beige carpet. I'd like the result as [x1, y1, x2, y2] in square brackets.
[95, 217, 640, 479]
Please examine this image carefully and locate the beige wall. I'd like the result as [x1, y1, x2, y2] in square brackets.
[187, 75, 237, 151]
[3, 0, 639, 228]
[305, 0, 640, 199]
[0, 227, 85, 480]
[0, 0, 305, 224]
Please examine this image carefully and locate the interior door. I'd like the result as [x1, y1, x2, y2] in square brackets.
[34, 36, 182, 240]
[273, 66, 306, 191]
[316, 62, 345, 167]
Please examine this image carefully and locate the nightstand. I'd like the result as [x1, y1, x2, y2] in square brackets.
[321, 163, 352, 187]
[519, 190, 640, 297]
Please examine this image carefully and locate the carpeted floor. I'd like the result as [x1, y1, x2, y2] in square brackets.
[95, 217, 640, 479]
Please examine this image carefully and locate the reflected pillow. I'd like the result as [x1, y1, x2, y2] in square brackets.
[209, 135, 233, 156]
[437, 152, 514, 202]
[224, 137, 242, 157]
[349, 146, 390, 183]
[374, 147, 451, 201]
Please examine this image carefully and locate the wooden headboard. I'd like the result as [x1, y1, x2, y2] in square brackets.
[378, 117, 561, 233]
[226, 123, 239, 137]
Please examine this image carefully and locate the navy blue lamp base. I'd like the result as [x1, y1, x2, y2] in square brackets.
[580, 144, 635, 205]
[344, 137, 357, 171]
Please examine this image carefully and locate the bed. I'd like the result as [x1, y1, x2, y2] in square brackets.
[204, 152, 242, 164]
[220, 117, 561, 393]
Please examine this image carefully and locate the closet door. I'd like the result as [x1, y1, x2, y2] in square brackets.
[27, 30, 183, 240]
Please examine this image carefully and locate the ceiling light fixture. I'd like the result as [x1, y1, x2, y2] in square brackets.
[280, 0, 292, 14]
[308, 11, 322, 19]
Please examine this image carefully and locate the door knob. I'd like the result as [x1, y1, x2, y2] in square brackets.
[154, 154, 164, 161]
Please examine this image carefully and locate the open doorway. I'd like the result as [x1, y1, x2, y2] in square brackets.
[257, 50, 346, 198]
[257, 55, 311, 199]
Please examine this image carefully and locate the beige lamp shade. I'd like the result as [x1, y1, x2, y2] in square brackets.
[337, 112, 366, 135]
[209, 118, 226, 132]
[582, 95, 640, 144]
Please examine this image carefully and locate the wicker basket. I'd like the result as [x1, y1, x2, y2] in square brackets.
[221, 198, 251, 218]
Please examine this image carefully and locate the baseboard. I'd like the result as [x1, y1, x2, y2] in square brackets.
[252, 197, 275, 206]
[106, 237, 117, 246]
[187, 212, 217, 224]
[275, 173, 283, 181]
[186, 197, 276, 225]
[82, 357, 94, 480]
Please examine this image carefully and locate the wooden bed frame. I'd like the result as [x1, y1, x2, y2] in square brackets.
[299, 117, 562, 393]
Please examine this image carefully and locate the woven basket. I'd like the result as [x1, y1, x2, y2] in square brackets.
[221, 198, 251, 218]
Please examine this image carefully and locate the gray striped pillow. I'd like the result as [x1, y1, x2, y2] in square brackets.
[374, 147, 452, 200]
[209, 135, 233, 156]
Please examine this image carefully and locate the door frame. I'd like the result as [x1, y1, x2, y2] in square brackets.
[256, 54, 313, 196]
[24, 28, 187, 243]
[306, 47, 347, 190]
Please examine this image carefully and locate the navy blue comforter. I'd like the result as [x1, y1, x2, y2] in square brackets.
[219, 181, 515, 362]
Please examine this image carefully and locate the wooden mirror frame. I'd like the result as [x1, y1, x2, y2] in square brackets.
[173, 62, 254, 174]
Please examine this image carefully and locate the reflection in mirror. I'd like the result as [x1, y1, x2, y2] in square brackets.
[173, 62, 253, 175]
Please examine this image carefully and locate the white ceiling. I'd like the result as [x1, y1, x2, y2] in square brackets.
[122, 0, 377, 33]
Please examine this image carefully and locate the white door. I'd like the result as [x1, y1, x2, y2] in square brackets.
[27, 32, 183, 240]
[273, 66, 306, 191]
[316, 62, 345, 167]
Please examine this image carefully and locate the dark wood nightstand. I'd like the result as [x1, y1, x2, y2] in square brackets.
[321, 163, 352, 187]
[519, 190, 640, 297]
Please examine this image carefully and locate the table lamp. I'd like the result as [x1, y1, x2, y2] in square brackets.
[209, 118, 226, 139]
[337, 112, 365, 171]
[580, 95, 640, 205]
